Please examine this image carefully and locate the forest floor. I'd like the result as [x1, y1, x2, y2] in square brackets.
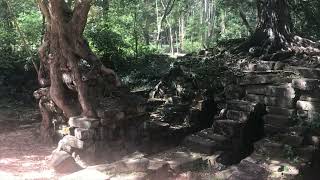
[0, 98, 61, 180]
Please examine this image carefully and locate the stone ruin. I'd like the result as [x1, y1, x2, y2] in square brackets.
[34, 56, 320, 179]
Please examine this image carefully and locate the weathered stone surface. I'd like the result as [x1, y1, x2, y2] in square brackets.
[296, 100, 320, 111]
[280, 134, 304, 147]
[74, 128, 95, 140]
[246, 84, 295, 98]
[292, 78, 320, 91]
[226, 110, 250, 122]
[241, 61, 277, 71]
[184, 134, 227, 154]
[197, 128, 228, 142]
[60, 169, 111, 180]
[246, 94, 293, 108]
[60, 135, 87, 149]
[213, 120, 244, 137]
[226, 100, 256, 112]
[69, 116, 100, 129]
[124, 157, 150, 172]
[266, 106, 295, 117]
[101, 110, 125, 126]
[239, 74, 292, 85]
[263, 114, 291, 127]
[286, 66, 320, 79]
[49, 150, 81, 173]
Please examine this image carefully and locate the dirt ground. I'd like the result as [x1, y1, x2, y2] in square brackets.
[0, 99, 61, 180]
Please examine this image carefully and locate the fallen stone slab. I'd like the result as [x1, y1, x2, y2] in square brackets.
[69, 116, 100, 129]
[49, 150, 81, 173]
[292, 78, 320, 91]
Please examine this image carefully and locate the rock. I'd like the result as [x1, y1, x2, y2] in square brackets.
[60, 135, 88, 150]
[266, 106, 295, 117]
[280, 134, 304, 147]
[101, 110, 125, 126]
[124, 157, 150, 172]
[292, 78, 320, 91]
[69, 116, 100, 129]
[287, 66, 320, 79]
[60, 169, 111, 180]
[184, 134, 228, 154]
[197, 128, 228, 142]
[226, 110, 249, 122]
[239, 73, 293, 85]
[246, 94, 293, 108]
[296, 100, 320, 111]
[226, 100, 256, 112]
[49, 150, 81, 173]
[74, 128, 95, 140]
[245, 84, 295, 98]
[263, 114, 291, 128]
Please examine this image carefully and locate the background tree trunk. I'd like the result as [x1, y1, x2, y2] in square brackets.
[243, 0, 292, 53]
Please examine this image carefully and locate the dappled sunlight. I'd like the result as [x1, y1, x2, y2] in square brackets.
[0, 128, 59, 179]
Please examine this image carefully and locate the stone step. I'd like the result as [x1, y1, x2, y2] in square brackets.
[263, 114, 292, 128]
[296, 100, 320, 111]
[246, 94, 294, 108]
[285, 66, 320, 79]
[197, 128, 228, 142]
[292, 78, 320, 91]
[245, 84, 295, 98]
[241, 61, 278, 71]
[226, 110, 250, 122]
[69, 116, 100, 129]
[213, 119, 244, 137]
[226, 100, 256, 112]
[239, 74, 293, 85]
[266, 106, 295, 117]
[183, 134, 229, 154]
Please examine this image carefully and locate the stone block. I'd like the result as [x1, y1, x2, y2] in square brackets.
[286, 66, 320, 79]
[226, 110, 249, 121]
[184, 134, 227, 154]
[197, 128, 228, 142]
[69, 116, 100, 129]
[60, 135, 91, 150]
[246, 94, 293, 108]
[101, 110, 125, 126]
[74, 128, 95, 140]
[263, 114, 291, 128]
[296, 100, 320, 112]
[246, 84, 295, 98]
[266, 106, 295, 117]
[292, 78, 320, 91]
[49, 150, 81, 173]
[124, 157, 150, 172]
[239, 74, 292, 85]
[226, 100, 256, 112]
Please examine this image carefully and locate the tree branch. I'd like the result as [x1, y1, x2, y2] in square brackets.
[71, 0, 92, 35]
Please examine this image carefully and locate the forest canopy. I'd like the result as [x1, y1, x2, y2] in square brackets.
[0, 0, 320, 76]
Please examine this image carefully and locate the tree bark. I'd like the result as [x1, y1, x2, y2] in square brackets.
[36, 0, 120, 141]
[240, 0, 293, 54]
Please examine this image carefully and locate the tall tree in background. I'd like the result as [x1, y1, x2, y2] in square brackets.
[241, 0, 292, 53]
[36, 0, 120, 140]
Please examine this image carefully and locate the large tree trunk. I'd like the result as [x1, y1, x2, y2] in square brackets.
[36, 0, 119, 142]
[240, 0, 293, 54]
